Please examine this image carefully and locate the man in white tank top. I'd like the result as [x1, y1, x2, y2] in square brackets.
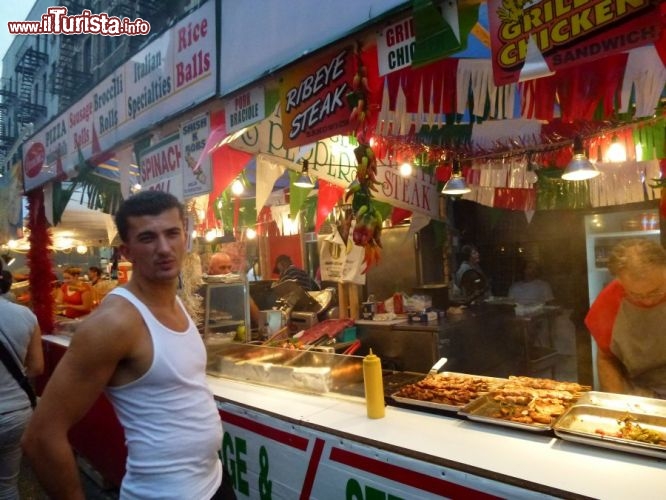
[23, 191, 235, 499]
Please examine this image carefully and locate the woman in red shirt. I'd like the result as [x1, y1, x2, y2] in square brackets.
[55, 267, 93, 318]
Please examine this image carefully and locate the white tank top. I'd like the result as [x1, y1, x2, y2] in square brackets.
[106, 287, 222, 500]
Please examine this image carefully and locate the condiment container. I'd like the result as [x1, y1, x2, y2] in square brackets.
[235, 322, 246, 342]
[363, 349, 385, 419]
[393, 292, 404, 314]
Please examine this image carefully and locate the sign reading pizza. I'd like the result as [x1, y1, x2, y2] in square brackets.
[488, 0, 661, 85]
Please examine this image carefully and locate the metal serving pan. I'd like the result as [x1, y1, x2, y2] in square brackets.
[553, 404, 666, 459]
[390, 372, 507, 413]
[573, 391, 666, 417]
[458, 394, 553, 432]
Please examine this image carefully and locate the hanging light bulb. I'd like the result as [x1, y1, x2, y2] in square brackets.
[294, 159, 314, 188]
[606, 134, 627, 163]
[231, 177, 245, 195]
[399, 162, 413, 177]
[441, 159, 471, 196]
[245, 227, 257, 239]
[562, 136, 600, 181]
[76, 245, 88, 255]
[205, 229, 218, 242]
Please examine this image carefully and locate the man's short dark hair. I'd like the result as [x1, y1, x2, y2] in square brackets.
[114, 191, 185, 242]
[0, 270, 13, 294]
[273, 254, 292, 274]
[89, 266, 102, 275]
[460, 244, 477, 261]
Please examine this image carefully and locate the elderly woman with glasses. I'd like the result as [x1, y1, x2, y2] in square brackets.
[586, 238, 666, 398]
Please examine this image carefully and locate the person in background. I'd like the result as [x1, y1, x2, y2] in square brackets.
[22, 191, 236, 499]
[88, 266, 103, 287]
[273, 254, 320, 291]
[454, 244, 489, 300]
[54, 266, 93, 318]
[0, 269, 17, 302]
[508, 260, 555, 305]
[0, 269, 43, 499]
[585, 239, 666, 399]
[208, 252, 234, 275]
[208, 252, 260, 329]
[87, 266, 115, 307]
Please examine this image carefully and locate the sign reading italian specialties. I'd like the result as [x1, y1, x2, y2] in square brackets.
[487, 0, 660, 85]
[22, 1, 216, 191]
[279, 46, 353, 149]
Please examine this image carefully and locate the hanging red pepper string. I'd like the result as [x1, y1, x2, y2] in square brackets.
[26, 188, 56, 334]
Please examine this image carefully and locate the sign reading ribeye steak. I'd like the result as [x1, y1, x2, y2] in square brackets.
[279, 45, 354, 149]
[24, 143, 46, 178]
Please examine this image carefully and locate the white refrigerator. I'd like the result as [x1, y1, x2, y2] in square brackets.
[584, 206, 660, 388]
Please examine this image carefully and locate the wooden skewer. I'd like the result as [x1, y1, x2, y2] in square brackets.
[263, 326, 290, 345]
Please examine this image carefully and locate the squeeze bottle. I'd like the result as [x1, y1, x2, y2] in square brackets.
[363, 349, 385, 419]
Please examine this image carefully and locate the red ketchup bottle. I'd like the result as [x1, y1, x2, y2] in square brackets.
[393, 293, 404, 314]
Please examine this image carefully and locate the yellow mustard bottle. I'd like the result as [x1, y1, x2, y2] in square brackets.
[363, 349, 385, 419]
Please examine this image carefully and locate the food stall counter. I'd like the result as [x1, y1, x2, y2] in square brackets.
[211, 376, 666, 499]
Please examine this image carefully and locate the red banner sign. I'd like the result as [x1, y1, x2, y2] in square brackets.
[488, 0, 661, 85]
[280, 46, 354, 149]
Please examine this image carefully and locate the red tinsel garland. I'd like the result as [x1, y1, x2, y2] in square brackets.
[27, 188, 56, 334]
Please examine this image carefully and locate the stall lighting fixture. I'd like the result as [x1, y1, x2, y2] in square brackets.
[231, 178, 245, 196]
[399, 162, 413, 177]
[1, 253, 15, 266]
[441, 159, 471, 196]
[294, 159, 315, 188]
[562, 136, 600, 181]
[606, 134, 627, 163]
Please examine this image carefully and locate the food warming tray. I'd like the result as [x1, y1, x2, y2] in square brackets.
[573, 391, 666, 417]
[458, 394, 553, 432]
[553, 398, 666, 459]
[390, 372, 506, 413]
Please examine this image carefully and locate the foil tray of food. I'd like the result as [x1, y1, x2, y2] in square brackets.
[458, 376, 590, 432]
[390, 372, 507, 412]
[553, 400, 666, 459]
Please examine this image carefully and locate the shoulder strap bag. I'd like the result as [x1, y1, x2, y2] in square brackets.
[0, 329, 37, 409]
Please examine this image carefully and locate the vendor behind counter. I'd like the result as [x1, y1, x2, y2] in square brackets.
[55, 266, 93, 318]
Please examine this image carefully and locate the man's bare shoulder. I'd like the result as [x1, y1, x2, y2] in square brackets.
[73, 293, 142, 345]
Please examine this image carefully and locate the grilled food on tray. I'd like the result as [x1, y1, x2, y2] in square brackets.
[394, 373, 501, 407]
[505, 376, 591, 394]
[595, 414, 666, 445]
[490, 376, 591, 425]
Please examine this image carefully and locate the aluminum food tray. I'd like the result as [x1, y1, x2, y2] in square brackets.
[553, 403, 666, 459]
[458, 394, 553, 432]
[574, 391, 666, 417]
[390, 372, 507, 413]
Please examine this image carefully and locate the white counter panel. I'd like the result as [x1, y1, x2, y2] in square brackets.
[208, 377, 665, 499]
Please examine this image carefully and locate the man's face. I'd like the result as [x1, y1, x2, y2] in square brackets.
[470, 249, 480, 264]
[619, 268, 666, 307]
[209, 256, 232, 275]
[119, 207, 185, 283]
